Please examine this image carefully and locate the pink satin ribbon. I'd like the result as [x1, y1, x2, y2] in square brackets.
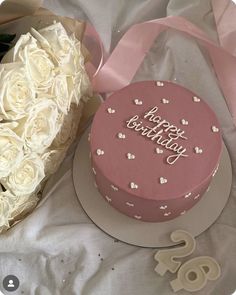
[212, 0, 236, 56]
[83, 23, 105, 80]
[85, 0, 236, 126]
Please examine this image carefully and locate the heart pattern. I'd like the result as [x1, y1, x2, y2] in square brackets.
[161, 98, 169, 104]
[193, 96, 201, 102]
[130, 182, 138, 189]
[111, 184, 118, 191]
[156, 81, 164, 87]
[164, 212, 171, 217]
[194, 147, 203, 154]
[127, 153, 135, 160]
[134, 99, 143, 105]
[117, 132, 126, 139]
[159, 177, 167, 184]
[181, 119, 189, 126]
[105, 196, 112, 202]
[134, 215, 142, 220]
[92, 167, 96, 175]
[107, 107, 115, 114]
[180, 210, 186, 215]
[212, 126, 219, 133]
[194, 194, 200, 200]
[156, 147, 164, 154]
[160, 205, 168, 210]
[96, 149, 104, 156]
[126, 202, 135, 207]
[184, 192, 191, 198]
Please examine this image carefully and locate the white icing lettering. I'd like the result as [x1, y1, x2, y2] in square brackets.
[126, 106, 188, 165]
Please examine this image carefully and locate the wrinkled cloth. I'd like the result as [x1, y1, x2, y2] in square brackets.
[0, 0, 235, 294]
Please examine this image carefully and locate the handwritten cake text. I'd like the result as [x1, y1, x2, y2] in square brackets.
[126, 106, 188, 165]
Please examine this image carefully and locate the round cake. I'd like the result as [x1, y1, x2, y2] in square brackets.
[90, 81, 222, 222]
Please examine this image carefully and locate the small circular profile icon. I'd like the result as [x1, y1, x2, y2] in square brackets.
[3, 275, 20, 292]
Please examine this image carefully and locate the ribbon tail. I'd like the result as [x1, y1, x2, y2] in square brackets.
[92, 15, 236, 126]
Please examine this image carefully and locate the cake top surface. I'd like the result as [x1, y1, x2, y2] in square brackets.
[90, 81, 222, 201]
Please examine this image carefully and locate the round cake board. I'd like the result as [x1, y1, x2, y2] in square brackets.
[72, 127, 232, 248]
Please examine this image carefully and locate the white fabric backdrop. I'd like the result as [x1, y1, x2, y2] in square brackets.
[0, 0, 235, 294]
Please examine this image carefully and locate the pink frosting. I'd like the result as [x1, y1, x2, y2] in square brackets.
[90, 81, 222, 222]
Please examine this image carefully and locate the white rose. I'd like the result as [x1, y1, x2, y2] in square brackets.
[50, 74, 72, 114]
[70, 35, 92, 104]
[1, 153, 45, 196]
[3, 33, 55, 92]
[41, 148, 67, 176]
[33, 23, 78, 73]
[72, 69, 92, 105]
[0, 190, 16, 229]
[52, 103, 82, 149]
[0, 62, 35, 120]
[31, 23, 92, 105]
[0, 190, 38, 231]
[16, 99, 60, 153]
[0, 125, 24, 178]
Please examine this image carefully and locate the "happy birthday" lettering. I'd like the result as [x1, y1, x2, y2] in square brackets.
[126, 106, 188, 165]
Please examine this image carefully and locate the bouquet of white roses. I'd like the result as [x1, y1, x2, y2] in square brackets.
[0, 20, 92, 232]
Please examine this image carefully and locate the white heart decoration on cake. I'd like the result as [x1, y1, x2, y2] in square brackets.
[117, 132, 126, 139]
[181, 119, 189, 126]
[111, 184, 118, 191]
[194, 194, 200, 200]
[96, 149, 104, 156]
[164, 212, 171, 216]
[194, 147, 203, 154]
[160, 177, 168, 184]
[105, 196, 112, 202]
[127, 153, 135, 160]
[134, 215, 142, 220]
[130, 182, 138, 189]
[193, 96, 201, 102]
[156, 147, 164, 154]
[180, 210, 186, 215]
[126, 202, 135, 207]
[161, 98, 169, 104]
[107, 107, 115, 114]
[212, 126, 219, 133]
[92, 167, 96, 175]
[156, 81, 164, 87]
[134, 99, 143, 105]
[184, 192, 192, 198]
[160, 205, 168, 210]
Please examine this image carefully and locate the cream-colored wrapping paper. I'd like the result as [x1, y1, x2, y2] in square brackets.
[0, 0, 43, 24]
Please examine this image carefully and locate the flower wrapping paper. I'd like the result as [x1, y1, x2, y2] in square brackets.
[0, 1, 99, 232]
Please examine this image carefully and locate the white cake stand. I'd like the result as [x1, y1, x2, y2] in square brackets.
[72, 127, 232, 248]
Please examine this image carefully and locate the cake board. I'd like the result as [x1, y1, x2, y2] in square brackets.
[72, 127, 232, 248]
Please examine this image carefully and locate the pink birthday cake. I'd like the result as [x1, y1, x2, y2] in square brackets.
[90, 81, 222, 222]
